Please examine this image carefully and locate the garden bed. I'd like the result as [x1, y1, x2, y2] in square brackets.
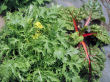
[0, 0, 110, 82]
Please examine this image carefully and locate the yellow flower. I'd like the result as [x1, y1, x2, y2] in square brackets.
[32, 33, 40, 39]
[34, 22, 43, 29]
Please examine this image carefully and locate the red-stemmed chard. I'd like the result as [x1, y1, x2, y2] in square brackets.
[68, 10, 96, 81]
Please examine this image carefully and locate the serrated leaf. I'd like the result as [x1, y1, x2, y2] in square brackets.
[54, 47, 65, 59]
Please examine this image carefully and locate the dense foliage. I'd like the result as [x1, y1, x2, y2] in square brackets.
[0, 0, 109, 82]
[0, 0, 51, 14]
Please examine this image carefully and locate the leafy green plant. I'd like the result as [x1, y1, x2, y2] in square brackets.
[62, 8, 109, 81]
[0, 0, 51, 14]
[0, 1, 108, 82]
[58, 0, 109, 81]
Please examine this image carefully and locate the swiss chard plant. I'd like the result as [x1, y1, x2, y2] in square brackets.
[0, 0, 109, 82]
[59, 0, 110, 81]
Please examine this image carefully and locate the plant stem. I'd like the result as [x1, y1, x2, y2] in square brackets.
[69, 10, 92, 81]
[83, 33, 96, 37]
[81, 41, 91, 82]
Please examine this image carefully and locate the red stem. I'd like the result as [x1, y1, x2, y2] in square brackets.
[81, 41, 91, 81]
[84, 15, 91, 26]
[81, 41, 90, 60]
[68, 9, 92, 81]
[83, 33, 96, 37]
[68, 10, 79, 32]
[72, 18, 78, 32]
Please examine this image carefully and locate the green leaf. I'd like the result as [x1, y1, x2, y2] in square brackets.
[37, 0, 44, 5]
[72, 76, 82, 82]
[66, 46, 79, 57]
[0, 4, 7, 11]
[54, 47, 65, 59]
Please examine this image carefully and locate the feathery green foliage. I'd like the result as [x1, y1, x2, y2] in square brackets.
[0, 0, 52, 14]
[0, 0, 108, 82]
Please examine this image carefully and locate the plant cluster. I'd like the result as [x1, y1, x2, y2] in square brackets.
[0, 0, 51, 14]
[0, 0, 109, 82]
